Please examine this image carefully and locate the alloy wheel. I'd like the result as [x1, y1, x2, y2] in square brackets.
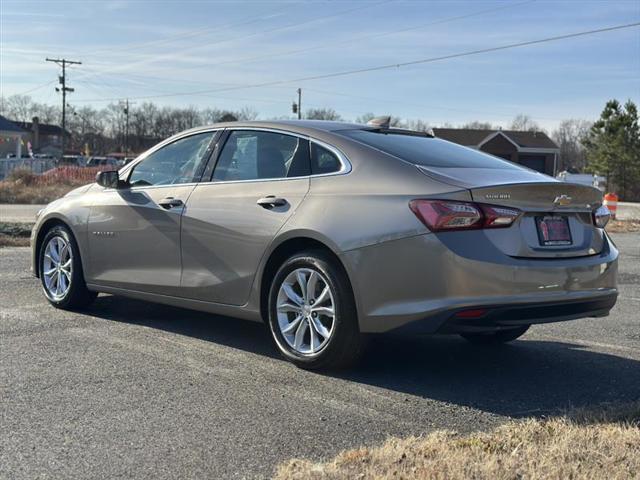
[42, 236, 73, 301]
[276, 267, 336, 355]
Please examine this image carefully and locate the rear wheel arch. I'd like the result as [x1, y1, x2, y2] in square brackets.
[259, 236, 356, 323]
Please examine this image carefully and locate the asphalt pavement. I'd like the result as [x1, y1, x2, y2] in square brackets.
[1, 233, 639, 479]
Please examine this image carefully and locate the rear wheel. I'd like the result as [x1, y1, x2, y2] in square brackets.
[39, 225, 97, 310]
[268, 250, 362, 370]
[461, 325, 530, 345]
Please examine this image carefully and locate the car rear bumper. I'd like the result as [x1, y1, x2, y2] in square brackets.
[406, 291, 617, 335]
[341, 231, 618, 334]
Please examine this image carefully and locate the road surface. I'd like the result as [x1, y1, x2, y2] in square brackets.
[1, 233, 639, 479]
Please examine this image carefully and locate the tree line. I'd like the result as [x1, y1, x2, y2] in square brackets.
[1, 96, 638, 199]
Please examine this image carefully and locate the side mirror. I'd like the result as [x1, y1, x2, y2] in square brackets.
[96, 170, 121, 189]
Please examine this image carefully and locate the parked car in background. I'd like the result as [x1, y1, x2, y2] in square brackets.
[556, 171, 607, 192]
[59, 155, 86, 167]
[30, 119, 617, 369]
[85, 156, 120, 168]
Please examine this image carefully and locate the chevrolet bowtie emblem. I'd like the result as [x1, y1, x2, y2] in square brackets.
[554, 195, 572, 206]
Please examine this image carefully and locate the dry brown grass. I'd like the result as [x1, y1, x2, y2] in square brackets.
[0, 234, 30, 247]
[275, 403, 640, 480]
[606, 219, 640, 233]
[0, 222, 32, 248]
[0, 167, 99, 204]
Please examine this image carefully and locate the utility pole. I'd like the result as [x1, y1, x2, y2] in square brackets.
[46, 57, 81, 158]
[120, 99, 135, 153]
[291, 88, 302, 120]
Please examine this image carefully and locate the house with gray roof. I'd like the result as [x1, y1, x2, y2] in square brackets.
[0, 115, 28, 158]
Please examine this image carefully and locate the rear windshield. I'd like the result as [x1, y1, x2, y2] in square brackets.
[339, 129, 524, 169]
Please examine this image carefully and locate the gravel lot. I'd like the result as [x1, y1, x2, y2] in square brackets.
[1, 233, 638, 479]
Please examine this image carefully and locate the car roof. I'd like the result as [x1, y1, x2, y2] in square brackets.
[178, 120, 367, 138]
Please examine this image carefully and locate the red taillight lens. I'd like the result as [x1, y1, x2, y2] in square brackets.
[409, 200, 520, 232]
[454, 308, 488, 318]
[479, 204, 521, 228]
[409, 200, 482, 231]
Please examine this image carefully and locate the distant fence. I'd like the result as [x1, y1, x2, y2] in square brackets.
[0, 158, 57, 180]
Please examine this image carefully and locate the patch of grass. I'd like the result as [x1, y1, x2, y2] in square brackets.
[606, 219, 640, 233]
[0, 222, 33, 237]
[0, 234, 30, 247]
[275, 403, 640, 480]
[0, 223, 33, 248]
[0, 167, 100, 204]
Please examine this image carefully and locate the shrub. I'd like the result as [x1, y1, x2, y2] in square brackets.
[0, 167, 102, 204]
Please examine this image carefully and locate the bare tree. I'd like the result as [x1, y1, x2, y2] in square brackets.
[552, 119, 593, 172]
[305, 108, 342, 121]
[237, 106, 258, 121]
[355, 113, 375, 124]
[355, 113, 403, 126]
[461, 121, 494, 130]
[405, 119, 431, 132]
[32, 103, 61, 124]
[2, 95, 36, 122]
[510, 114, 541, 132]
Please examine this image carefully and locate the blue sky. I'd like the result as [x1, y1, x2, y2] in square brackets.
[1, 0, 639, 130]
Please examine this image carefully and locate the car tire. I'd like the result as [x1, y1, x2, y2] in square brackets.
[39, 225, 97, 310]
[460, 325, 530, 345]
[268, 250, 363, 370]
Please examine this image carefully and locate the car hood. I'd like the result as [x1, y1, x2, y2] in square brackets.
[64, 183, 96, 197]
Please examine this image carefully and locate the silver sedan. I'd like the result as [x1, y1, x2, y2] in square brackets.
[31, 119, 618, 369]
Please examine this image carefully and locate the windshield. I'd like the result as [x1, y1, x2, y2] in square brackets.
[339, 129, 526, 170]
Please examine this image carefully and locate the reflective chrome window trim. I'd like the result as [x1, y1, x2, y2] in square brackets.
[118, 129, 221, 179]
[215, 126, 352, 178]
[110, 127, 352, 191]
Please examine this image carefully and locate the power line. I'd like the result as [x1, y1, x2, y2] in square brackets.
[73, 0, 393, 82]
[14, 80, 57, 96]
[75, 4, 293, 58]
[182, 0, 537, 73]
[57, 1, 534, 110]
[73, 21, 640, 104]
[302, 87, 566, 122]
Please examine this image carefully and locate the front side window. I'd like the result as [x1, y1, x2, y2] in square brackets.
[213, 130, 310, 181]
[129, 132, 214, 187]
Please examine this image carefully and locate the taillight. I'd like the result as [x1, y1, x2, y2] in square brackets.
[481, 204, 522, 227]
[409, 200, 520, 232]
[409, 200, 482, 231]
[593, 205, 611, 228]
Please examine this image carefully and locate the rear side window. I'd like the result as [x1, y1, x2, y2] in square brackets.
[339, 129, 524, 169]
[311, 143, 342, 175]
[213, 130, 310, 181]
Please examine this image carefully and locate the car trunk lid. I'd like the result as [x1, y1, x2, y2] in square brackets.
[418, 166, 605, 258]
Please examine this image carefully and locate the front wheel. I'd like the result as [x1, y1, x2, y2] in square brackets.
[39, 225, 97, 310]
[460, 325, 530, 345]
[267, 251, 363, 370]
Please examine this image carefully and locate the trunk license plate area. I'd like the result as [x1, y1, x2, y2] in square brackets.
[535, 215, 572, 246]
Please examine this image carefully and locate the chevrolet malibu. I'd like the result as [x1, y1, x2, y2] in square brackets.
[31, 119, 618, 369]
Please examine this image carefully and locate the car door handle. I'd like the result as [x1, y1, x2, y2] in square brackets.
[158, 197, 184, 209]
[257, 196, 287, 209]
